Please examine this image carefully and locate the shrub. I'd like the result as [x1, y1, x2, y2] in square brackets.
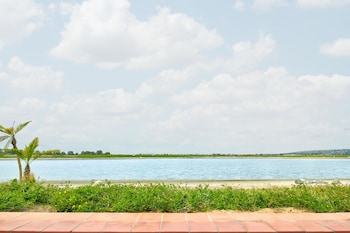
[0, 181, 349, 213]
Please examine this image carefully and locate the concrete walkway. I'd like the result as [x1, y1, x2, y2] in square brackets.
[1, 212, 350, 233]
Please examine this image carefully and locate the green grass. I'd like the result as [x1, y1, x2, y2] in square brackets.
[1, 180, 349, 213]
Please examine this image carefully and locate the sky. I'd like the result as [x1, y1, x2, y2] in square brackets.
[0, 0, 350, 154]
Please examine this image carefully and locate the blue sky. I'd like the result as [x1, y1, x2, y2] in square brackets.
[0, 0, 350, 154]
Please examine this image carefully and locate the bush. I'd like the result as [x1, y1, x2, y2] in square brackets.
[0, 181, 349, 213]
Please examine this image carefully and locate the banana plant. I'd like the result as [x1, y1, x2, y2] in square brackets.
[0, 121, 31, 180]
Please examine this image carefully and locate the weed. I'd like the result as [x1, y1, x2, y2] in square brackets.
[0, 181, 349, 213]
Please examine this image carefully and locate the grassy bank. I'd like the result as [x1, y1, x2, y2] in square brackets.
[1, 180, 349, 213]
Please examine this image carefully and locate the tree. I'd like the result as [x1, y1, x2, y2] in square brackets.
[0, 121, 31, 180]
[13, 137, 42, 182]
[96, 150, 103, 154]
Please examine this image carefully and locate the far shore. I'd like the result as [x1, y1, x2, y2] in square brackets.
[1, 154, 350, 160]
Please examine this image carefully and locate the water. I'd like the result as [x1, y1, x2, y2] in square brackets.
[0, 158, 349, 182]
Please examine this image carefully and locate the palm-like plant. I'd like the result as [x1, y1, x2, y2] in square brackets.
[13, 137, 42, 182]
[0, 121, 31, 180]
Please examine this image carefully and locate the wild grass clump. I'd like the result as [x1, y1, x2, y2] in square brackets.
[0, 180, 349, 213]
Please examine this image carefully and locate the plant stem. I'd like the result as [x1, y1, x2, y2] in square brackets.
[12, 137, 23, 181]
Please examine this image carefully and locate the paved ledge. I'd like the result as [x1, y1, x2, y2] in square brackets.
[1, 212, 350, 233]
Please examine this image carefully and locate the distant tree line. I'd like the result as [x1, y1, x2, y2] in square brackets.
[40, 150, 110, 155]
[80, 150, 110, 155]
[0, 149, 111, 156]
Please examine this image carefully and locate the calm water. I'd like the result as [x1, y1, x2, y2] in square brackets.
[0, 158, 349, 182]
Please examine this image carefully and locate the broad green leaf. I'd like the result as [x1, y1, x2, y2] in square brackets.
[0, 125, 13, 134]
[26, 137, 39, 159]
[13, 149, 23, 159]
[14, 121, 31, 134]
[0, 125, 5, 133]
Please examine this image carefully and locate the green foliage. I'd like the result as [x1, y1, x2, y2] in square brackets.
[14, 138, 41, 162]
[0, 121, 32, 181]
[0, 121, 31, 149]
[0, 181, 349, 213]
[0, 180, 53, 211]
[13, 137, 43, 182]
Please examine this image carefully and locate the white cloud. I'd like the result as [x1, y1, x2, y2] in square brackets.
[298, 74, 350, 100]
[59, 2, 79, 15]
[50, 0, 223, 70]
[0, 0, 44, 48]
[1, 0, 349, 154]
[320, 38, 350, 57]
[10, 65, 348, 153]
[0, 57, 63, 132]
[19, 98, 46, 112]
[136, 67, 197, 99]
[0, 96, 47, 141]
[229, 33, 276, 73]
[233, 0, 245, 11]
[50, 89, 140, 118]
[252, 0, 290, 11]
[233, 33, 275, 58]
[158, 67, 350, 152]
[297, 0, 350, 8]
[249, 0, 350, 10]
[42, 88, 154, 152]
[200, 33, 276, 74]
[5, 57, 63, 92]
[174, 67, 350, 111]
[50, 0, 145, 68]
[172, 68, 294, 108]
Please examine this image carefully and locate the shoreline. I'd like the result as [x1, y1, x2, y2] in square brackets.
[1, 156, 350, 160]
[37, 178, 350, 189]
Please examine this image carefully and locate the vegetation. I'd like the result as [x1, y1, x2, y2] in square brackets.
[0, 121, 47, 182]
[1, 120, 348, 215]
[0, 121, 31, 180]
[1, 153, 350, 159]
[13, 137, 43, 182]
[0, 180, 349, 213]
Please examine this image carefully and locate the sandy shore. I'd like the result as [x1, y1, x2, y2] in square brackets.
[41, 179, 350, 189]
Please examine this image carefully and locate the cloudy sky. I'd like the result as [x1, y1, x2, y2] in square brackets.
[1, 0, 350, 154]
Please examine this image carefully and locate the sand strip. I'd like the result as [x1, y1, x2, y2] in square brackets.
[40, 179, 350, 189]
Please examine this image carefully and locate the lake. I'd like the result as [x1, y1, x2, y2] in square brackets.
[0, 158, 349, 182]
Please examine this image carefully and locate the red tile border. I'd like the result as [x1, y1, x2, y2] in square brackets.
[42, 220, 82, 233]
[240, 221, 276, 233]
[0, 219, 32, 233]
[132, 213, 162, 233]
[208, 212, 246, 233]
[12, 220, 57, 233]
[292, 221, 334, 233]
[86, 213, 119, 221]
[266, 221, 303, 233]
[0, 212, 350, 233]
[72, 221, 107, 233]
[317, 220, 350, 233]
[271, 213, 305, 222]
[103, 221, 135, 233]
[0, 212, 27, 222]
[161, 213, 188, 233]
[186, 213, 217, 233]
[228, 212, 259, 221]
